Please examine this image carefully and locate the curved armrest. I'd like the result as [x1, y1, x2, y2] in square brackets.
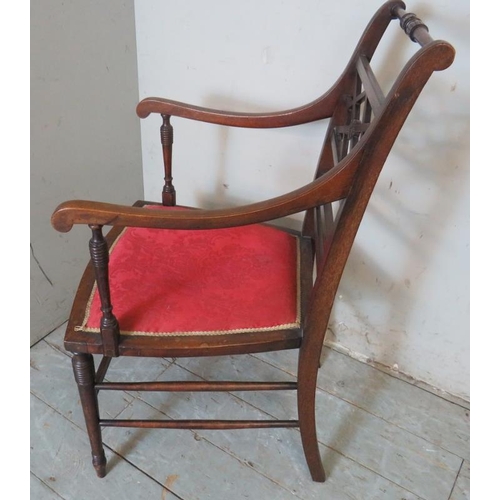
[52, 161, 356, 233]
[135, 1, 410, 129]
[136, 92, 340, 129]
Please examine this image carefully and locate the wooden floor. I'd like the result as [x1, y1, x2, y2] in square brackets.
[31, 323, 469, 500]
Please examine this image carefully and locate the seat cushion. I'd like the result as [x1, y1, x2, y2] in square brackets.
[77, 209, 300, 337]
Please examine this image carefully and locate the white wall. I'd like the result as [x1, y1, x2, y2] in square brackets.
[31, 0, 144, 344]
[135, 0, 469, 400]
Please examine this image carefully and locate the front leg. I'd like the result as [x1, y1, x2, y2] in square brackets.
[72, 353, 107, 478]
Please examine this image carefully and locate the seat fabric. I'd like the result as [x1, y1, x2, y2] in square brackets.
[77, 208, 300, 337]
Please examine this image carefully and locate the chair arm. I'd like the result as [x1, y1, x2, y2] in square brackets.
[51, 162, 355, 233]
[136, 94, 337, 128]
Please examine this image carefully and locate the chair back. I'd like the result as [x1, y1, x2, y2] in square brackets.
[300, 1, 454, 352]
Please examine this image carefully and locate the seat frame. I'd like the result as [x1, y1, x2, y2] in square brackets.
[51, 1, 454, 483]
[65, 200, 308, 357]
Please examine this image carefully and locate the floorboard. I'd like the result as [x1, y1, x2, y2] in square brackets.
[175, 355, 461, 500]
[255, 348, 470, 459]
[135, 363, 422, 500]
[31, 395, 177, 500]
[449, 461, 470, 500]
[31, 472, 66, 500]
[31, 323, 470, 500]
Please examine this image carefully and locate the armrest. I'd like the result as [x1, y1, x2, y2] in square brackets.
[136, 93, 339, 129]
[134, 2, 409, 128]
[51, 161, 356, 233]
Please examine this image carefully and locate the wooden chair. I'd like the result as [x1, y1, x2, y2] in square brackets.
[51, 1, 454, 482]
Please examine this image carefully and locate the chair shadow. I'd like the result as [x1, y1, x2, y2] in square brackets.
[103, 426, 153, 473]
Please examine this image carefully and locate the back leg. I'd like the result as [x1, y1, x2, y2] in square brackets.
[297, 349, 326, 482]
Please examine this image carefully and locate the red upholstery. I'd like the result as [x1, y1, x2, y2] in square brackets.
[78, 207, 300, 336]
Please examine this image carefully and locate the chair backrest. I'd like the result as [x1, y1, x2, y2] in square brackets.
[299, 1, 454, 357]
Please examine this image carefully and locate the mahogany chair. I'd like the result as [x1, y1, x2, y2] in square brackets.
[51, 1, 454, 482]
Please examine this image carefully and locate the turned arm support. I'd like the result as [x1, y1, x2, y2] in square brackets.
[139, 93, 342, 209]
[88, 226, 120, 357]
[51, 160, 356, 233]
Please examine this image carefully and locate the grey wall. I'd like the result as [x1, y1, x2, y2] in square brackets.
[31, 0, 143, 344]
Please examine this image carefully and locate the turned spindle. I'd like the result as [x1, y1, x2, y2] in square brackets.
[89, 225, 120, 357]
[160, 114, 176, 206]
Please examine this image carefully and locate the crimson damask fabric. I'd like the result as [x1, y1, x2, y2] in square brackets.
[78, 207, 300, 336]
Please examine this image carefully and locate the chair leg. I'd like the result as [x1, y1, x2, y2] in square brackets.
[72, 353, 107, 478]
[297, 353, 326, 482]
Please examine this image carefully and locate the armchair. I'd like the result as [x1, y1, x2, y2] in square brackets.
[51, 1, 454, 482]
